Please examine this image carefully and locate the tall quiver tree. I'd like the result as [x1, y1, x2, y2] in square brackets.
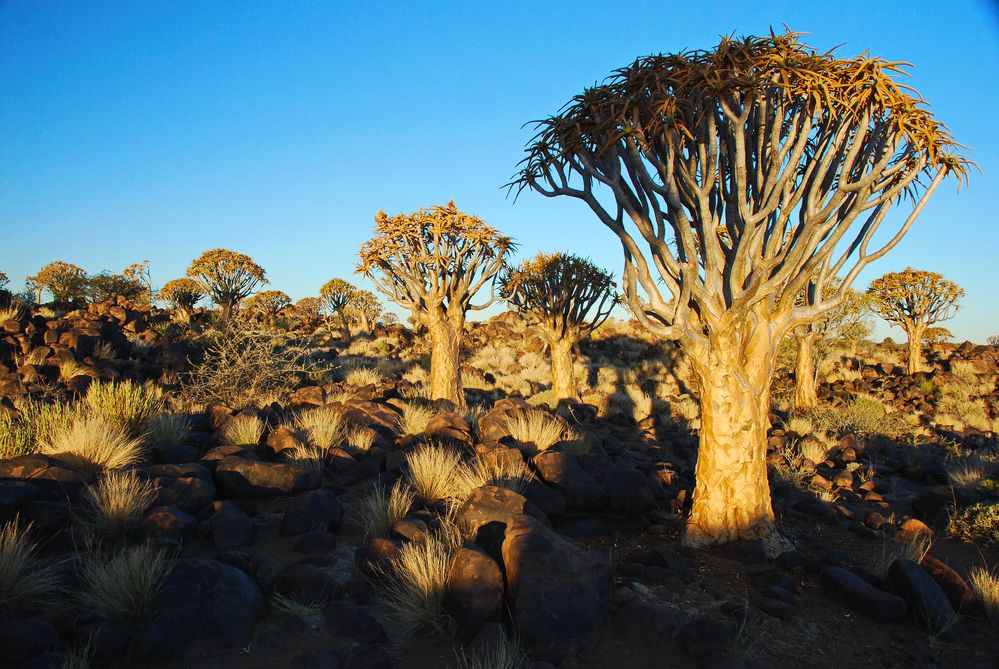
[793, 285, 870, 410]
[28, 261, 88, 304]
[348, 290, 382, 332]
[358, 201, 513, 407]
[186, 249, 267, 321]
[319, 279, 357, 341]
[243, 290, 292, 327]
[868, 268, 964, 374]
[501, 253, 616, 401]
[513, 31, 969, 554]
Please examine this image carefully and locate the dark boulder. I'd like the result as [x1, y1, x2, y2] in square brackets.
[820, 567, 907, 622]
[886, 559, 964, 642]
[214, 456, 321, 498]
[443, 544, 504, 637]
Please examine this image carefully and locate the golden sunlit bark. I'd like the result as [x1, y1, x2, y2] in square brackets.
[548, 336, 578, 402]
[426, 310, 465, 406]
[793, 331, 819, 411]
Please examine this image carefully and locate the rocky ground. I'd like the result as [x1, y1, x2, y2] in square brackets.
[1, 300, 998, 668]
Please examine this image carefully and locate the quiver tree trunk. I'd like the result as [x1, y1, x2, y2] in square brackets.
[547, 336, 579, 402]
[793, 331, 819, 411]
[221, 298, 236, 321]
[339, 312, 351, 342]
[426, 311, 465, 407]
[905, 324, 925, 375]
[684, 328, 792, 557]
[359, 312, 371, 333]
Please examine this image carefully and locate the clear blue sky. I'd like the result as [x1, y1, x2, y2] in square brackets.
[2, 1, 997, 341]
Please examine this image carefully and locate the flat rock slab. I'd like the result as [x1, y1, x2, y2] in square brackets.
[214, 456, 321, 498]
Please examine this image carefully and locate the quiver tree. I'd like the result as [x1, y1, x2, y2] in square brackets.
[501, 253, 616, 401]
[28, 261, 88, 304]
[292, 297, 323, 332]
[347, 289, 382, 332]
[123, 260, 154, 306]
[358, 201, 513, 406]
[319, 278, 357, 341]
[792, 285, 870, 410]
[513, 31, 969, 554]
[186, 249, 267, 320]
[868, 268, 964, 374]
[243, 290, 292, 327]
[159, 278, 205, 322]
[85, 270, 146, 305]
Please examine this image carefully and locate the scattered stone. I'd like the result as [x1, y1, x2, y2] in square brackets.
[209, 507, 255, 551]
[280, 490, 343, 536]
[532, 451, 607, 510]
[820, 567, 907, 622]
[214, 456, 321, 497]
[324, 600, 387, 644]
[676, 616, 738, 657]
[886, 559, 964, 642]
[444, 544, 504, 637]
[272, 563, 337, 604]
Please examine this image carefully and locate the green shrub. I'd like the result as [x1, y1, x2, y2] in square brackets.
[948, 503, 999, 545]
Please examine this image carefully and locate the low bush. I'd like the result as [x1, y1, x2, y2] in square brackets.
[79, 470, 157, 538]
[220, 414, 265, 447]
[84, 380, 161, 438]
[0, 518, 62, 614]
[948, 503, 999, 545]
[80, 543, 170, 621]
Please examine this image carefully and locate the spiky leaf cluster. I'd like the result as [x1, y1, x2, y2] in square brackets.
[186, 249, 266, 313]
[319, 278, 357, 314]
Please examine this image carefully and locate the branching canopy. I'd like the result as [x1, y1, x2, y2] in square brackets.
[512, 30, 970, 349]
[159, 278, 205, 312]
[28, 261, 88, 303]
[244, 290, 292, 319]
[186, 249, 267, 309]
[319, 278, 357, 314]
[501, 252, 617, 340]
[867, 267, 964, 330]
[357, 201, 514, 321]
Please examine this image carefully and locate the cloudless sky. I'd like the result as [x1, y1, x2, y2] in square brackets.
[1, 1, 997, 341]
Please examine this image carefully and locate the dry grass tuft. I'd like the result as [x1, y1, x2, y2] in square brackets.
[41, 415, 145, 473]
[378, 528, 457, 640]
[80, 470, 157, 537]
[355, 480, 416, 539]
[0, 301, 26, 322]
[397, 401, 436, 437]
[872, 533, 933, 577]
[271, 593, 325, 630]
[83, 380, 161, 438]
[80, 543, 170, 621]
[221, 414, 265, 446]
[405, 444, 464, 503]
[345, 426, 377, 453]
[294, 405, 348, 450]
[148, 413, 189, 447]
[798, 437, 831, 465]
[453, 453, 533, 502]
[505, 410, 580, 454]
[0, 518, 62, 613]
[345, 366, 382, 387]
[969, 566, 999, 626]
[454, 629, 529, 669]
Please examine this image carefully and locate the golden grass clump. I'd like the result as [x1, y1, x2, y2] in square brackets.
[969, 567, 999, 627]
[797, 437, 831, 465]
[397, 401, 435, 437]
[80, 470, 157, 537]
[294, 405, 348, 450]
[873, 533, 933, 578]
[80, 543, 170, 621]
[271, 593, 325, 630]
[0, 518, 62, 613]
[41, 415, 145, 473]
[355, 481, 415, 539]
[221, 413, 265, 446]
[148, 413, 189, 447]
[346, 426, 377, 453]
[378, 528, 457, 640]
[83, 380, 161, 438]
[405, 444, 464, 503]
[345, 366, 382, 387]
[453, 453, 533, 503]
[505, 410, 580, 454]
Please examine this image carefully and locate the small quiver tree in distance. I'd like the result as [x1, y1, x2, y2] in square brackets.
[501, 253, 616, 402]
[292, 297, 323, 332]
[513, 31, 969, 555]
[159, 278, 205, 322]
[347, 289, 382, 333]
[358, 201, 513, 407]
[792, 285, 870, 410]
[868, 268, 964, 374]
[186, 249, 267, 321]
[319, 278, 357, 342]
[243, 290, 292, 328]
[28, 261, 88, 305]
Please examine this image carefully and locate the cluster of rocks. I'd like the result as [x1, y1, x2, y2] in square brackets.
[0, 297, 184, 404]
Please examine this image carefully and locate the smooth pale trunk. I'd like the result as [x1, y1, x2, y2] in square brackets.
[793, 332, 819, 411]
[684, 329, 791, 557]
[548, 336, 579, 402]
[359, 312, 371, 332]
[905, 324, 925, 375]
[427, 317, 464, 407]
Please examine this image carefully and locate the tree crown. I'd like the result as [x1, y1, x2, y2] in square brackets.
[28, 261, 88, 302]
[512, 30, 969, 347]
[867, 267, 964, 327]
[243, 290, 292, 317]
[357, 201, 514, 317]
[186, 249, 267, 305]
[501, 252, 617, 338]
[319, 278, 357, 313]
